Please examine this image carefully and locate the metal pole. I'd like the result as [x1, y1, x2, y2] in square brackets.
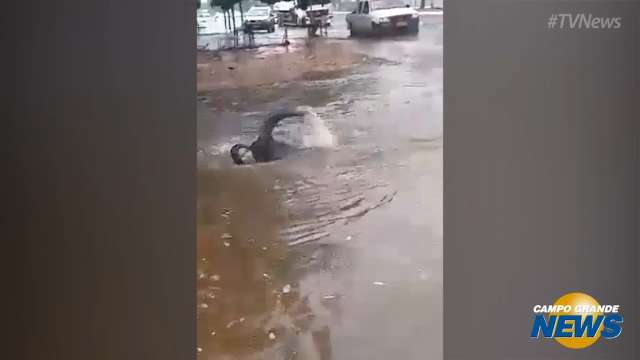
[231, 6, 238, 46]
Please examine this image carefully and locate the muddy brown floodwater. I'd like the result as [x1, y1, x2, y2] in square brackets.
[197, 14, 443, 360]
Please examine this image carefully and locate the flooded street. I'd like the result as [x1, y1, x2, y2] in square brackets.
[197, 13, 442, 360]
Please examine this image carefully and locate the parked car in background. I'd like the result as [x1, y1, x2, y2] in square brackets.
[273, 0, 333, 27]
[243, 6, 277, 33]
[302, 0, 334, 27]
[273, 1, 297, 25]
[346, 0, 419, 36]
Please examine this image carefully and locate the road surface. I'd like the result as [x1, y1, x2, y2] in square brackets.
[197, 13, 442, 360]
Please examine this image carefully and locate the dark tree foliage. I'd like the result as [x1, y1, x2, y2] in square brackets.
[211, 0, 238, 11]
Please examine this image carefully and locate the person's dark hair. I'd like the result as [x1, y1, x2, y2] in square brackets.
[230, 144, 251, 165]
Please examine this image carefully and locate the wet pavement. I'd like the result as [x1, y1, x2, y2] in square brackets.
[197, 13, 442, 360]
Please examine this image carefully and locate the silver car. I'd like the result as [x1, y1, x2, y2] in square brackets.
[243, 7, 277, 33]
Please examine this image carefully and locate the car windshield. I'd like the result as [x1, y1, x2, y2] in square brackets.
[248, 8, 269, 16]
[370, 0, 406, 10]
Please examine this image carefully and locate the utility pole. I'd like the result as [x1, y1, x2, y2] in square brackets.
[231, 6, 237, 34]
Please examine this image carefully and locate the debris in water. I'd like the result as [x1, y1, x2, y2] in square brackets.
[201, 257, 207, 262]
[198, 273, 207, 279]
[210, 274, 221, 281]
[372, 281, 386, 286]
[262, 246, 268, 251]
[199, 303, 209, 309]
[322, 295, 337, 300]
[210, 331, 216, 336]
[223, 241, 231, 247]
[197, 347, 203, 353]
[227, 66, 235, 70]
[282, 284, 292, 294]
[268, 331, 277, 340]
[221, 233, 232, 239]
[263, 273, 272, 280]
[345, 235, 352, 241]
[226, 318, 244, 328]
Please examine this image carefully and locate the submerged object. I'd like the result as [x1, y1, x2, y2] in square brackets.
[230, 111, 307, 165]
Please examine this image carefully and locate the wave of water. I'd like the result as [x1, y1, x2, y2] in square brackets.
[199, 107, 397, 246]
[272, 107, 336, 149]
[275, 153, 397, 247]
[200, 108, 336, 160]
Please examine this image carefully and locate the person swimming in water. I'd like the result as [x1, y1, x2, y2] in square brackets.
[230, 111, 307, 165]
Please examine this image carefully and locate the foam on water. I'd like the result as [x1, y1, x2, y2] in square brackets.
[199, 136, 245, 156]
[272, 107, 336, 149]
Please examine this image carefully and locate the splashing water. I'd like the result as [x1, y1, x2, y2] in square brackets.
[272, 108, 336, 149]
[198, 107, 337, 169]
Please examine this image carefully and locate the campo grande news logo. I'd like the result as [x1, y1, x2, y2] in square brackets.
[530, 292, 623, 349]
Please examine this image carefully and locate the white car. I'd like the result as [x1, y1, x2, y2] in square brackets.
[243, 6, 277, 33]
[346, 0, 419, 36]
[301, 1, 334, 26]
